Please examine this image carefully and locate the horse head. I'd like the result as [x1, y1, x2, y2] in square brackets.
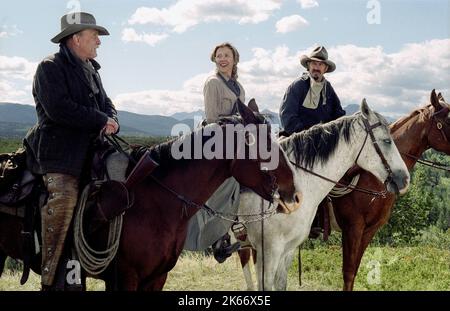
[229, 99, 302, 214]
[356, 99, 410, 195]
[428, 89, 450, 154]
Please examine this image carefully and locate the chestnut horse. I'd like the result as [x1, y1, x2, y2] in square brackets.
[236, 100, 410, 290]
[332, 89, 450, 290]
[0, 100, 301, 290]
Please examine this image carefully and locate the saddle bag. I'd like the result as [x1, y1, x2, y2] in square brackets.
[0, 148, 36, 205]
[0, 147, 27, 192]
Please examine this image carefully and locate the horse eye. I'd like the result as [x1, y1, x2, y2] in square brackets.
[383, 139, 392, 145]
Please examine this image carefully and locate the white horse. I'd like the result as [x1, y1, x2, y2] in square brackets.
[237, 100, 410, 290]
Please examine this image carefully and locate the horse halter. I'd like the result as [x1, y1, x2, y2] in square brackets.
[355, 116, 397, 194]
[432, 106, 450, 144]
[230, 158, 278, 203]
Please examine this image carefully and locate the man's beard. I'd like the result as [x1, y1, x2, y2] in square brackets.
[310, 70, 323, 81]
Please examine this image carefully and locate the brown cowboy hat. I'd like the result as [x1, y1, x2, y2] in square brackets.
[300, 46, 336, 73]
[51, 12, 109, 44]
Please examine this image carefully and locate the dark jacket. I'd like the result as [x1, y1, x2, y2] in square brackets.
[279, 74, 345, 135]
[24, 45, 118, 177]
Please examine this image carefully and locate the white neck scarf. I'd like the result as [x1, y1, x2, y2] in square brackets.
[302, 74, 327, 109]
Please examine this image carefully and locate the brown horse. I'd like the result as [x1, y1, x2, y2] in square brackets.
[0, 100, 301, 290]
[332, 89, 450, 291]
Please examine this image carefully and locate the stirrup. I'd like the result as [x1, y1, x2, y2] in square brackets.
[231, 223, 252, 249]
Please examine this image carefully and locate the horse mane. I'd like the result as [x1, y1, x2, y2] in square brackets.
[279, 115, 357, 169]
[390, 105, 432, 132]
[130, 112, 270, 172]
[130, 123, 219, 170]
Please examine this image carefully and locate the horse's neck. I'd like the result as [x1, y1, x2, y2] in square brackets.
[164, 159, 231, 218]
[391, 111, 429, 169]
[293, 127, 368, 213]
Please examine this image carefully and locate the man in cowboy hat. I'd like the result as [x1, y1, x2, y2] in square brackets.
[280, 46, 345, 135]
[279, 46, 345, 239]
[24, 12, 119, 290]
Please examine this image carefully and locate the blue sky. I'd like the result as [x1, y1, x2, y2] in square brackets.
[0, 0, 449, 117]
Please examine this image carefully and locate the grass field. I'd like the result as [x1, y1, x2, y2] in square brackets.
[1, 245, 449, 291]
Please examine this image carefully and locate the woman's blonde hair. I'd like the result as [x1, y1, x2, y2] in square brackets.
[210, 42, 240, 79]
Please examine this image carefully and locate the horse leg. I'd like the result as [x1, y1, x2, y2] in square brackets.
[255, 244, 283, 291]
[342, 223, 365, 291]
[350, 225, 383, 288]
[115, 266, 139, 291]
[274, 249, 295, 291]
[238, 248, 256, 290]
[138, 273, 168, 291]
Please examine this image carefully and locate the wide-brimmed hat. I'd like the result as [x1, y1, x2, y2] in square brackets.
[51, 12, 109, 44]
[300, 46, 336, 73]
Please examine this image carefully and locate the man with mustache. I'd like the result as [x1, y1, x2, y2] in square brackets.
[24, 12, 119, 290]
[280, 46, 345, 135]
[279, 46, 345, 239]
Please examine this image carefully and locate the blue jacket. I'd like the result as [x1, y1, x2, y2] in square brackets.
[280, 74, 345, 135]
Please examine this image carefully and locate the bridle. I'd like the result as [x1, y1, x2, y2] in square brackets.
[401, 105, 450, 172]
[356, 116, 397, 193]
[431, 105, 450, 144]
[289, 114, 396, 197]
[231, 125, 279, 203]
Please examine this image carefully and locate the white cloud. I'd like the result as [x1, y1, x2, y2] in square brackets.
[121, 28, 168, 46]
[113, 39, 450, 118]
[129, 0, 282, 31]
[123, 0, 282, 45]
[297, 0, 319, 9]
[0, 55, 37, 81]
[114, 72, 211, 116]
[0, 55, 37, 104]
[0, 80, 27, 102]
[0, 25, 23, 39]
[275, 15, 309, 33]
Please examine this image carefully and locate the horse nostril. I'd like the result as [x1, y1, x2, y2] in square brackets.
[402, 175, 410, 188]
[294, 192, 301, 204]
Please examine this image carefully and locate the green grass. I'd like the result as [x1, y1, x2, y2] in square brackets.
[1, 245, 448, 291]
[0, 138, 22, 153]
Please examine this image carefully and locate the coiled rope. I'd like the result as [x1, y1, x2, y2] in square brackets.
[328, 174, 360, 198]
[73, 182, 123, 276]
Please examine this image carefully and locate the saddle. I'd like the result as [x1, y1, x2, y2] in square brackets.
[309, 166, 362, 241]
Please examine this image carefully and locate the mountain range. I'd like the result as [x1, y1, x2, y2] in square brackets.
[0, 102, 391, 138]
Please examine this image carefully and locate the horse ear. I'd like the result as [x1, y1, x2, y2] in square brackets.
[430, 89, 441, 110]
[248, 98, 260, 113]
[360, 98, 371, 118]
[437, 92, 446, 104]
[237, 100, 258, 125]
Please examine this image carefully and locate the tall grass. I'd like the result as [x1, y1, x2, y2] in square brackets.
[1, 245, 448, 291]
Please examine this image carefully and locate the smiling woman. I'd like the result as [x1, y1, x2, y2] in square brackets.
[184, 42, 248, 263]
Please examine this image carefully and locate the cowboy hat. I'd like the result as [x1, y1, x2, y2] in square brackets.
[300, 46, 336, 73]
[51, 12, 109, 44]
